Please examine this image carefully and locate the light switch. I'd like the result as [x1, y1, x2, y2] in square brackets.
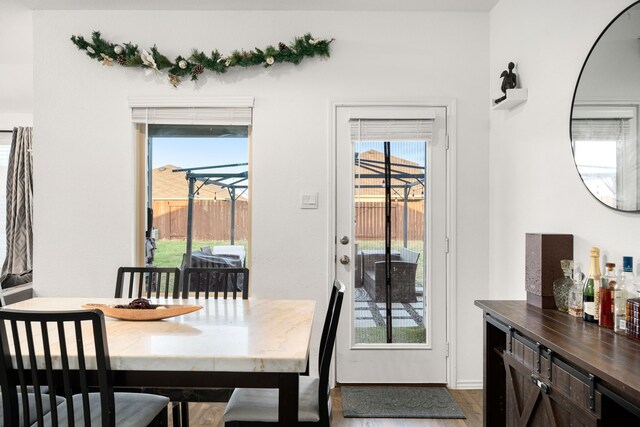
[300, 192, 318, 209]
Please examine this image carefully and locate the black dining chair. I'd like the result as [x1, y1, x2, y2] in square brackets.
[0, 308, 169, 427]
[222, 280, 345, 426]
[115, 267, 182, 299]
[182, 267, 249, 300]
[114, 267, 185, 425]
[164, 266, 250, 427]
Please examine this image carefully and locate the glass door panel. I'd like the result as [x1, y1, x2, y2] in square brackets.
[353, 140, 426, 345]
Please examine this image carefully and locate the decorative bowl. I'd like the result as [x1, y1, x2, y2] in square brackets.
[82, 303, 202, 321]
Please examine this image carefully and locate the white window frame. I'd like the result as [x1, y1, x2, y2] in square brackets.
[128, 97, 254, 265]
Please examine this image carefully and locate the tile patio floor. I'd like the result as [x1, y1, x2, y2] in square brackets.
[354, 287, 424, 327]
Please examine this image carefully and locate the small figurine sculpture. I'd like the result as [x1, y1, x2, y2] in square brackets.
[494, 62, 517, 104]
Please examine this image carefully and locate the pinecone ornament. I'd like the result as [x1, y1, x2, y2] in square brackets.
[117, 55, 126, 66]
[278, 42, 287, 51]
[192, 64, 204, 75]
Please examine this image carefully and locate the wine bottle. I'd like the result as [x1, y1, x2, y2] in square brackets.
[599, 263, 615, 329]
[583, 247, 600, 323]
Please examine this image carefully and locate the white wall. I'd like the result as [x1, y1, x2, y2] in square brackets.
[575, 7, 640, 101]
[32, 10, 489, 386]
[489, 0, 640, 301]
[0, 0, 33, 129]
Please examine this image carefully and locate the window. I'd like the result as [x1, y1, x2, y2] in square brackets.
[350, 119, 430, 344]
[572, 105, 639, 210]
[130, 100, 253, 274]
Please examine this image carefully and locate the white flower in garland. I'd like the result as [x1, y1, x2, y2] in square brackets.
[168, 74, 181, 88]
[114, 45, 124, 55]
[178, 60, 188, 69]
[265, 56, 274, 65]
[100, 53, 114, 66]
[141, 49, 159, 75]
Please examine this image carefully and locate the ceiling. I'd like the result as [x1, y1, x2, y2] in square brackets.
[20, 0, 499, 12]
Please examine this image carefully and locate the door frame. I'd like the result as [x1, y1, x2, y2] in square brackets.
[327, 99, 458, 387]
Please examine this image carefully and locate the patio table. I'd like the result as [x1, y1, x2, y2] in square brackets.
[1, 297, 315, 424]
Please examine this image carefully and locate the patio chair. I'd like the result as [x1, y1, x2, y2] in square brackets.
[399, 247, 420, 264]
[365, 261, 418, 303]
[0, 308, 169, 427]
[115, 266, 182, 299]
[212, 245, 246, 267]
[223, 280, 345, 426]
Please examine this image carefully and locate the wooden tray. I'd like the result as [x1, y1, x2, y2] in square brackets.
[82, 303, 202, 321]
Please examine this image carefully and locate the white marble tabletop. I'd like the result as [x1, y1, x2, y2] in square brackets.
[3, 297, 315, 374]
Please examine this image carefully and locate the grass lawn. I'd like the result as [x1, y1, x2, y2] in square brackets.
[154, 239, 248, 268]
[355, 326, 426, 344]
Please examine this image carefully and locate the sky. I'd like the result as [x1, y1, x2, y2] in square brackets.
[152, 137, 248, 171]
[151, 137, 425, 173]
[355, 140, 426, 166]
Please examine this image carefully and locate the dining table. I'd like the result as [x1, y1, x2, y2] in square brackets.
[1, 296, 316, 424]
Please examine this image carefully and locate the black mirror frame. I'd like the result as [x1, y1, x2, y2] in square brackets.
[569, 0, 640, 213]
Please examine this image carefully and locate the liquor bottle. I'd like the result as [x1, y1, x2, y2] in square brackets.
[568, 266, 584, 317]
[614, 268, 627, 334]
[621, 257, 637, 332]
[636, 262, 640, 298]
[583, 247, 601, 323]
[599, 263, 615, 329]
[621, 257, 636, 295]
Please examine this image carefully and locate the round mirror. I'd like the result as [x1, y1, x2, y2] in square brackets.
[571, 1, 640, 211]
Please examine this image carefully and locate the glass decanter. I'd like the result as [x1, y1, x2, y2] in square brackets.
[568, 266, 584, 317]
[553, 260, 573, 313]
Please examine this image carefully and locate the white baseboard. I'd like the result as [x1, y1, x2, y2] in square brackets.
[453, 380, 483, 390]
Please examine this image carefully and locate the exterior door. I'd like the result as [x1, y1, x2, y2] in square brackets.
[334, 104, 448, 383]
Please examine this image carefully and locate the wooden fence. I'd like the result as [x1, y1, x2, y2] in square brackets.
[153, 200, 249, 241]
[153, 199, 425, 241]
[355, 200, 425, 241]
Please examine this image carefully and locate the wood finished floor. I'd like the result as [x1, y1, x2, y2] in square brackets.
[173, 387, 482, 426]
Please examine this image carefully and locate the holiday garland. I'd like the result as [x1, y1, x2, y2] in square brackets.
[70, 31, 334, 87]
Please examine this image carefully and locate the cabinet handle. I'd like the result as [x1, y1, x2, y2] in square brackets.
[588, 374, 595, 411]
[531, 374, 550, 394]
[507, 326, 514, 353]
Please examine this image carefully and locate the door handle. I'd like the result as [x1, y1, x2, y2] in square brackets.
[339, 255, 350, 265]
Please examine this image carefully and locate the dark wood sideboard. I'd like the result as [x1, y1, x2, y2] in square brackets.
[475, 300, 640, 426]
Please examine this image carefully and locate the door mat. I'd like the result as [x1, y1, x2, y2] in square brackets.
[341, 386, 465, 419]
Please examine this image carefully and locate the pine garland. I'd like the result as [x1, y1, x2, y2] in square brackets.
[70, 31, 334, 87]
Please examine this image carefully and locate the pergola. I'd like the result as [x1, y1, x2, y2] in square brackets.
[355, 151, 425, 247]
[170, 152, 423, 270]
[172, 163, 248, 268]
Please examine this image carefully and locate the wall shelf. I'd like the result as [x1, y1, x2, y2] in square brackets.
[492, 88, 527, 110]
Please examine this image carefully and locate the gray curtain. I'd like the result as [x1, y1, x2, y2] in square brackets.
[1, 127, 33, 282]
